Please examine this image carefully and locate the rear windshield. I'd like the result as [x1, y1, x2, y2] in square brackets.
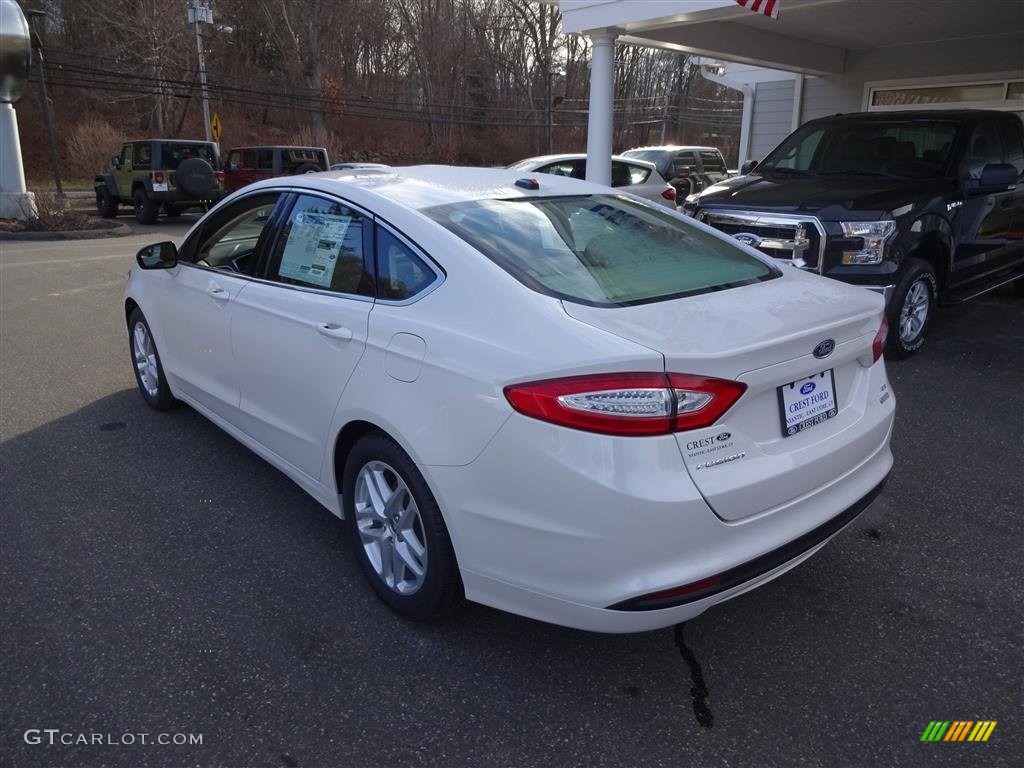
[622, 149, 670, 176]
[161, 143, 217, 170]
[424, 195, 778, 307]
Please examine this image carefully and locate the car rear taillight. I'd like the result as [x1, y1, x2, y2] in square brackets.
[504, 372, 746, 436]
[152, 171, 164, 183]
[872, 314, 888, 363]
[661, 187, 677, 201]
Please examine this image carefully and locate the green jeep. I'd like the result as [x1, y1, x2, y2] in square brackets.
[94, 139, 227, 224]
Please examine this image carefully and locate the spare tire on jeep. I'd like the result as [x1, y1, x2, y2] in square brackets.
[175, 158, 215, 198]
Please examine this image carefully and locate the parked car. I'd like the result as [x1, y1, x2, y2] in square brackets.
[683, 110, 1024, 357]
[95, 139, 226, 224]
[330, 162, 390, 171]
[508, 154, 677, 207]
[223, 146, 330, 192]
[621, 145, 730, 199]
[124, 167, 893, 633]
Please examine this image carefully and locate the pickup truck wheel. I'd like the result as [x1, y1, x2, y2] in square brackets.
[133, 189, 160, 224]
[95, 188, 118, 218]
[886, 258, 937, 359]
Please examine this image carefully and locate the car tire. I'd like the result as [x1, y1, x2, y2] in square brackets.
[133, 189, 159, 224]
[96, 187, 118, 218]
[128, 307, 179, 410]
[886, 257, 938, 359]
[342, 433, 464, 621]
[294, 163, 321, 174]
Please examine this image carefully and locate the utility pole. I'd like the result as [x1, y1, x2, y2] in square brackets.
[26, 9, 63, 202]
[187, 0, 213, 143]
[546, 67, 554, 155]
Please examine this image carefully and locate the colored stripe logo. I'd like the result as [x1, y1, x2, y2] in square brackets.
[921, 721, 997, 742]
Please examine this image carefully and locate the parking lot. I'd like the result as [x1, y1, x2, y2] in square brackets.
[1, 219, 1021, 767]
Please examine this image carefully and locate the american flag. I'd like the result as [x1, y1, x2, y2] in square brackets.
[735, 0, 781, 19]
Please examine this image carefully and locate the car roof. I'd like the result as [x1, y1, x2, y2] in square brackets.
[133, 139, 215, 145]
[243, 165, 624, 211]
[228, 145, 327, 151]
[807, 109, 1016, 122]
[623, 145, 721, 153]
[512, 153, 657, 169]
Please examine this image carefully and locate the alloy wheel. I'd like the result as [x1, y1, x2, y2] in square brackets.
[133, 321, 160, 397]
[354, 461, 428, 595]
[899, 278, 930, 345]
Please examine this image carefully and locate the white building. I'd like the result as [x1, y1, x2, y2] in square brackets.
[556, 0, 1024, 183]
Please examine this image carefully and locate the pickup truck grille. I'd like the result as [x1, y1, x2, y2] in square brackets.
[702, 211, 825, 272]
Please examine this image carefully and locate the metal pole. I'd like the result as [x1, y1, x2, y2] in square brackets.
[585, 31, 616, 186]
[189, 1, 212, 142]
[546, 68, 553, 155]
[27, 12, 62, 201]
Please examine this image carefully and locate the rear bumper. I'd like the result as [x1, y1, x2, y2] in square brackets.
[609, 476, 886, 611]
[426, 401, 894, 633]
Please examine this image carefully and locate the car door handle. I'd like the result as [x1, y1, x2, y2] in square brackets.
[207, 285, 229, 301]
[316, 323, 353, 341]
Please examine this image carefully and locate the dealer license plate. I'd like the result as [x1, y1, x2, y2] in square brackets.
[778, 370, 837, 437]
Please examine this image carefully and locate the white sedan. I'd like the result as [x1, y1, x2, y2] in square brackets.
[125, 166, 894, 633]
[507, 153, 678, 207]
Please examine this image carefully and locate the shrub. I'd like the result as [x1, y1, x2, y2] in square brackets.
[63, 117, 126, 181]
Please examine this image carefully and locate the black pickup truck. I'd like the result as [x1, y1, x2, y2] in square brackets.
[683, 110, 1024, 357]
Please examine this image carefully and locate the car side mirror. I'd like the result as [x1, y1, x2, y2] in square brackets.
[111, 155, 121, 169]
[967, 163, 1018, 195]
[136, 241, 177, 270]
[741, 159, 759, 175]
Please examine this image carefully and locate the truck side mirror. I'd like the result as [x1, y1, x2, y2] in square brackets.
[968, 163, 1018, 195]
[741, 159, 759, 175]
[111, 155, 121, 169]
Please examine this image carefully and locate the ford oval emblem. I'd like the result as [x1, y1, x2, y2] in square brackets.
[800, 382, 816, 395]
[715, 432, 731, 442]
[733, 232, 762, 247]
[813, 339, 835, 359]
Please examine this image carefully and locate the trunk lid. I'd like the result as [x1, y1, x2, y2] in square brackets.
[562, 270, 887, 521]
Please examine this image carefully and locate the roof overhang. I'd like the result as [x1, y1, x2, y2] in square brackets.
[558, 0, 1024, 78]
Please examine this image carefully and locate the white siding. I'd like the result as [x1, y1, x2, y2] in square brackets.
[750, 80, 794, 159]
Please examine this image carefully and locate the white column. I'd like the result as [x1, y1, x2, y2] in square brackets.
[0, 103, 34, 219]
[585, 30, 617, 187]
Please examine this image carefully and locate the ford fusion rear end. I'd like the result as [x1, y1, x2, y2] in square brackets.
[424, 193, 894, 632]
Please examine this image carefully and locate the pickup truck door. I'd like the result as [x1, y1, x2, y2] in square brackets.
[953, 119, 1024, 283]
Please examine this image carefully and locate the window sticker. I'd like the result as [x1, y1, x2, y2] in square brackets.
[279, 211, 354, 288]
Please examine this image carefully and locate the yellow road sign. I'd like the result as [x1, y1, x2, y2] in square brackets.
[210, 113, 222, 142]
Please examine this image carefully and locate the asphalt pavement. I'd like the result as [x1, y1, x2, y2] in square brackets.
[1, 215, 1021, 768]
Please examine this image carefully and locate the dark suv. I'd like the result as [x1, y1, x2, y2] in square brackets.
[684, 110, 1024, 357]
[95, 139, 226, 224]
[621, 145, 729, 199]
[223, 146, 329, 192]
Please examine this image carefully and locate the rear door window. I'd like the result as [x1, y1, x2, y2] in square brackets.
[257, 149, 274, 171]
[623, 162, 652, 184]
[265, 194, 373, 296]
[997, 120, 1024, 175]
[425, 195, 777, 306]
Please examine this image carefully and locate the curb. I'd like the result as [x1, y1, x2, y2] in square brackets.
[0, 221, 134, 242]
